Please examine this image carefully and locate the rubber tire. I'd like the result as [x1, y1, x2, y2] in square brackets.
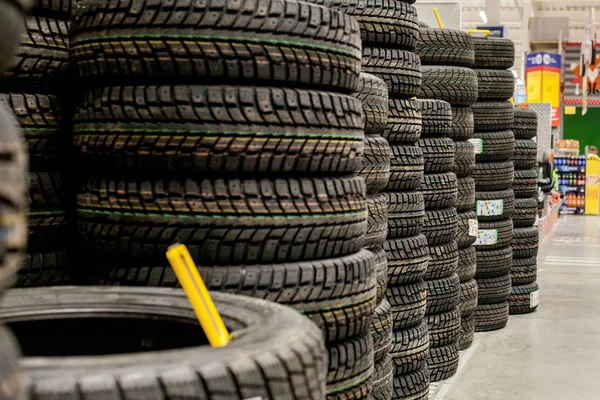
[425, 273, 460, 315]
[477, 274, 512, 304]
[390, 321, 428, 375]
[475, 246, 513, 279]
[513, 198, 538, 228]
[0, 325, 23, 400]
[474, 218, 514, 250]
[366, 194, 389, 249]
[384, 98, 421, 144]
[421, 172, 457, 210]
[387, 279, 427, 330]
[28, 172, 65, 212]
[473, 37, 515, 69]
[428, 343, 459, 382]
[16, 251, 70, 288]
[511, 256, 537, 285]
[29, 210, 67, 253]
[473, 161, 514, 191]
[419, 66, 478, 106]
[513, 108, 538, 139]
[372, 355, 393, 400]
[373, 246, 389, 303]
[457, 246, 476, 282]
[0, 0, 24, 75]
[360, 135, 392, 194]
[385, 235, 429, 286]
[513, 169, 538, 198]
[456, 211, 477, 248]
[509, 282, 539, 315]
[475, 301, 509, 332]
[393, 364, 430, 400]
[71, 0, 362, 92]
[416, 28, 474, 67]
[475, 189, 516, 222]
[326, 332, 374, 399]
[386, 191, 425, 239]
[514, 140, 537, 170]
[425, 240, 458, 280]
[471, 101, 515, 132]
[362, 47, 422, 98]
[450, 106, 474, 141]
[418, 137, 455, 173]
[387, 145, 424, 191]
[473, 130, 515, 162]
[353, 72, 389, 135]
[0, 287, 329, 398]
[423, 207, 458, 246]
[458, 311, 475, 350]
[427, 306, 461, 347]
[418, 99, 452, 137]
[372, 298, 393, 363]
[512, 226, 539, 258]
[74, 85, 364, 175]
[476, 69, 515, 101]
[459, 279, 478, 315]
[456, 177, 475, 212]
[454, 140, 475, 178]
[31, 0, 73, 17]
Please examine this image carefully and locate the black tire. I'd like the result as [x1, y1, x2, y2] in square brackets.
[360, 135, 392, 194]
[458, 311, 475, 350]
[2, 17, 69, 92]
[390, 321, 428, 375]
[425, 240, 458, 280]
[454, 140, 475, 178]
[423, 207, 458, 246]
[71, 0, 361, 92]
[459, 279, 478, 315]
[0, 324, 23, 399]
[386, 191, 425, 239]
[78, 175, 367, 264]
[473, 37, 515, 69]
[419, 66, 478, 106]
[372, 355, 394, 400]
[514, 139, 537, 169]
[421, 172, 457, 210]
[28, 172, 65, 210]
[513, 108, 538, 139]
[473, 161, 514, 191]
[353, 73, 389, 136]
[511, 256, 537, 285]
[418, 99, 452, 137]
[476, 70, 515, 101]
[427, 306, 461, 347]
[472, 102, 515, 132]
[372, 298, 393, 363]
[513, 198, 538, 228]
[416, 28, 474, 67]
[418, 20, 428, 27]
[99, 249, 377, 345]
[28, 210, 67, 252]
[384, 99, 422, 144]
[425, 273, 460, 314]
[393, 364, 430, 400]
[474, 218, 514, 250]
[456, 177, 475, 212]
[366, 193, 389, 249]
[457, 246, 476, 282]
[418, 137, 455, 173]
[0, 287, 329, 399]
[509, 282, 539, 315]
[362, 47, 422, 98]
[475, 301, 509, 332]
[450, 106, 474, 141]
[0, 0, 24, 75]
[387, 145, 424, 191]
[31, 0, 73, 18]
[387, 280, 427, 330]
[328, 335, 372, 400]
[475, 189, 516, 221]
[475, 246, 513, 279]
[473, 130, 515, 162]
[373, 246, 389, 303]
[428, 343, 459, 382]
[513, 169, 538, 198]
[16, 251, 70, 288]
[456, 210, 477, 248]
[74, 85, 364, 175]
[477, 274, 512, 304]
[385, 235, 429, 286]
[512, 226, 539, 258]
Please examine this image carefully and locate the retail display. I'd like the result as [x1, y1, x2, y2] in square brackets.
[555, 154, 586, 215]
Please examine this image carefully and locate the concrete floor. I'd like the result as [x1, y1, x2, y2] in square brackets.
[435, 215, 600, 400]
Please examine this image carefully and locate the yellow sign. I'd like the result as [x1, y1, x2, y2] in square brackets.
[542, 69, 560, 107]
[565, 106, 577, 115]
[585, 155, 600, 215]
[526, 70, 542, 103]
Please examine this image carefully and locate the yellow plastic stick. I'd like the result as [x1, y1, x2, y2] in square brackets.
[433, 7, 443, 28]
[166, 243, 230, 347]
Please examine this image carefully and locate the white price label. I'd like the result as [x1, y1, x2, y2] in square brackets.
[530, 289, 540, 308]
[476, 199, 505, 216]
[468, 219, 478, 237]
[468, 138, 483, 155]
[474, 229, 499, 246]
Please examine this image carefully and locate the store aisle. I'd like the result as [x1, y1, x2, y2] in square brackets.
[438, 215, 600, 400]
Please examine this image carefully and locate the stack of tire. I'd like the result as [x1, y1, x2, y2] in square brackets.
[416, 26, 479, 381]
[471, 37, 516, 332]
[509, 108, 540, 315]
[72, 0, 377, 399]
[1, 0, 72, 287]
